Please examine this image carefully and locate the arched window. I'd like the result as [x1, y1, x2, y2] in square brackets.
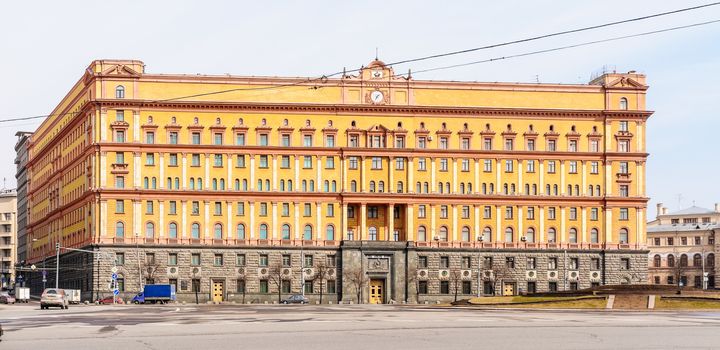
[115, 85, 125, 99]
[708, 253, 715, 267]
[259, 224, 269, 239]
[369, 226, 378, 240]
[653, 255, 661, 267]
[309, 180, 315, 192]
[214, 223, 223, 239]
[303, 224, 313, 240]
[191, 223, 200, 239]
[462, 226, 471, 242]
[439, 226, 448, 241]
[510, 183, 515, 194]
[220, 179, 225, 190]
[680, 254, 688, 267]
[596, 185, 601, 196]
[115, 222, 125, 238]
[553, 184, 558, 195]
[467, 183, 472, 193]
[532, 184, 537, 195]
[378, 181, 385, 193]
[445, 182, 450, 194]
[568, 228, 578, 243]
[196, 178, 202, 190]
[189, 178, 195, 190]
[151, 177, 157, 189]
[482, 183, 487, 194]
[331, 181, 337, 192]
[350, 180, 357, 192]
[324, 180, 329, 192]
[439, 182, 445, 194]
[619, 97, 628, 110]
[547, 228, 557, 243]
[369, 181, 376, 192]
[574, 185, 579, 196]
[326, 225, 335, 240]
[524, 184, 530, 195]
[257, 179, 263, 191]
[482, 227, 492, 242]
[619, 228, 629, 243]
[242, 179, 248, 191]
[693, 254, 702, 267]
[174, 177, 180, 189]
[590, 228, 599, 243]
[589, 185, 594, 196]
[281, 224, 291, 240]
[567, 185, 572, 195]
[288, 180, 293, 191]
[417, 226, 427, 241]
[424, 182, 429, 193]
[416, 182, 421, 193]
[280, 180, 285, 192]
[143, 177, 149, 189]
[212, 179, 218, 190]
[460, 183, 465, 194]
[236, 224, 246, 240]
[145, 222, 155, 238]
[504, 227, 513, 243]
[397, 181, 404, 193]
[546, 184, 551, 195]
[302, 180, 307, 192]
[168, 223, 178, 239]
[525, 228, 535, 243]
[667, 254, 675, 267]
[265, 179, 270, 191]
[503, 183, 508, 195]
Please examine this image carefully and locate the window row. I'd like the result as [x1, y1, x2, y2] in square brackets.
[114, 221, 337, 241]
[651, 253, 715, 268]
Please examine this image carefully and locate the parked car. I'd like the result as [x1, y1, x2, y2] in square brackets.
[0, 291, 15, 304]
[40, 288, 69, 309]
[96, 296, 123, 305]
[281, 294, 309, 304]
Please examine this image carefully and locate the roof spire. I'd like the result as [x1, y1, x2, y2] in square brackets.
[375, 47, 379, 61]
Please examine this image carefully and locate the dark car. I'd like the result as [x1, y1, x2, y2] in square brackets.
[96, 296, 123, 305]
[281, 294, 309, 304]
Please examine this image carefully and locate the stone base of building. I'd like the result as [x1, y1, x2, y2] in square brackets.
[26, 242, 648, 304]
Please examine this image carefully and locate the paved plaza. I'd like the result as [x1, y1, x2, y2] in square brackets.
[1, 303, 719, 349]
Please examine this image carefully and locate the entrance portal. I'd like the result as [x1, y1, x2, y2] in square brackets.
[369, 279, 384, 304]
[212, 281, 224, 303]
[502, 282, 516, 296]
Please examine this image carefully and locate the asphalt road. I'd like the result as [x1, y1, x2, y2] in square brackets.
[1, 302, 720, 350]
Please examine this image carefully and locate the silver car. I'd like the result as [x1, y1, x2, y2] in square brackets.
[41, 288, 69, 309]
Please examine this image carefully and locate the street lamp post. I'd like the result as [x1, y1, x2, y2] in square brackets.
[476, 235, 484, 298]
[136, 232, 142, 292]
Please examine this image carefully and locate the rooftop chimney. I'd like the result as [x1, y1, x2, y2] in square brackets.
[657, 203, 663, 218]
[663, 207, 668, 215]
[715, 203, 719, 213]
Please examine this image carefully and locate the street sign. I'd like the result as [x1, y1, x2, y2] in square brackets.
[111, 266, 118, 274]
[30, 264, 36, 271]
[42, 270, 47, 277]
[704, 272, 710, 277]
[111, 273, 118, 280]
[113, 289, 119, 296]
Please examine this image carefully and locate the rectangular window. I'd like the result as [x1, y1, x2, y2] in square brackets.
[505, 206, 513, 219]
[214, 133, 223, 145]
[462, 206, 470, 219]
[619, 208, 629, 221]
[235, 133, 246, 146]
[191, 201, 200, 215]
[418, 158, 427, 171]
[258, 134, 268, 146]
[236, 280, 246, 293]
[237, 254, 246, 266]
[115, 152, 125, 164]
[145, 131, 155, 144]
[621, 258, 630, 270]
[259, 254, 269, 267]
[590, 208, 598, 221]
[590, 140, 599, 152]
[259, 155, 269, 168]
[462, 257, 471, 269]
[569, 207, 577, 220]
[526, 160, 535, 173]
[527, 257, 537, 270]
[418, 281, 428, 294]
[527, 207, 535, 219]
[259, 203, 268, 216]
[146, 153, 155, 166]
[483, 138, 492, 150]
[146, 201, 154, 215]
[570, 258, 579, 270]
[349, 135, 359, 147]
[547, 161, 556, 173]
[237, 202, 245, 216]
[526, 139, 535, 151]
[505, 160, 513, 172]
[548, 282, 558, 292]
[440, 256, 450, 268]
[591, 258, 600, 270]
[115, 200, 125, 214]
[115, 253, 125, 265]
[304, 203, 311, 217]
[190, 154, 199, 167]
[191, 253, 201, 266]
[260, 280, 269, 294]
[569, 161, 577, 174]
[169, 132, 178, 144]
[349, 156, 358, 170]
[440, 205, 448, 219]
[280, 134, 291, 147]
[418, 205, 426, 218]
[548, 257, 558, 270]
[236, 155, 245, 168]
[395, 136, 405, 148]
[504, 138, 513, 151]
[461, 137, 470, 150]
[368, 206, 379, 218]
[214, 202, 222, 215]
[462, 281, 472, 295]
[371, 157, 382, 169]
[439, 136, 448, 149]
[116, 110, 124, 121]
[396, 158, 405, 170]
[327, 204, 334, 217]
[325, 135, 335, 147]
[417, 137, 426, 149]
[548, 207, 556, 220]
[418, 256, 428, 268]
[619, 185, 629, 197]
[214, 254, 223, 266]
[619, 121, 629, 132]
[303, 135, 313, 147]
[618, 140, 630, 152]
[547, 140, 556, 151]
[505, 257, 515, 269]
[304, 255, 314, 267]
[568, 140, 577, 152]
[214, 154, 223, 167]
[440, 158, 448, 172]
[115, 176, 125, 189]
[461, 159, 470, 172]
[484, 159, 492, 172]
[619, 162, 629, 174]
[169, 153, 178, 166]
[325, 157, 335, 169]
[303, 156, 312, 169]
[282, 203, 290, 217]
[483, 206, 491, 219]
[168, 253, 178, 266]
[590, 161, 599, 174]
[191, 132, 201, 145]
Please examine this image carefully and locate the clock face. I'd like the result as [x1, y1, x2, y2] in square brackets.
[372, 70, 383, 78]
[370, 90, 384, 104]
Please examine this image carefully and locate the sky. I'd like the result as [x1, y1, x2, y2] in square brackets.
[0, 0, 719, 219]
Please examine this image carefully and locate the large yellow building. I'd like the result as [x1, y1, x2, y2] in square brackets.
[25, 59, 650, 303]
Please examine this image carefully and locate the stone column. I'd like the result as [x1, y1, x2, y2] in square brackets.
[360, 203, 367, 240]
[387, 204, 395, 241]
[388, 156, 394, 193]
[406, 205, 415, 241]
[181, 153, 187, 189]
[249, 202, 255, 239]
[360, 156, 366, 192]
[272, 202, 278, 239]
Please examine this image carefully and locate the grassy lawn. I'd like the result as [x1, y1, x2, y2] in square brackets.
[655, 297, 720, 310]
[506, 298, 606, 309]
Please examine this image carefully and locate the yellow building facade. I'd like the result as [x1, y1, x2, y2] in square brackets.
[25, 59, 650, 302]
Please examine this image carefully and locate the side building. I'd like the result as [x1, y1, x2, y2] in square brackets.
[26, 59, 651, 303]
[15, 131, 33, 285]
[647, 203, 718, 289]
[0, 190, 17, 289]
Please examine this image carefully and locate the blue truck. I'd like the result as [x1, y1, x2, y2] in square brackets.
[131, 284, 176, 304]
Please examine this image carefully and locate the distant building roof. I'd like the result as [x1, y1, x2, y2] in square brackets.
[665, 206, 716, 216]
[647, 223, 720, 233]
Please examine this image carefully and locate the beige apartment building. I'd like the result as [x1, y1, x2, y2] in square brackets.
[0, 189, 17, 289]
[647, 203, 719, 289]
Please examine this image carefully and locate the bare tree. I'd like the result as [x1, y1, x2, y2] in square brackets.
[448, 269, 463, 302]
[672, 253, 689, 292]
[312, 260, 331, 304]
[344, 266, 368, 304]
[267, 261, 285, 303]
[489, 259, 512, 296]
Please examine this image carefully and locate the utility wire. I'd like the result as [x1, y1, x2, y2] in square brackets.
[2, 2, 720, 122]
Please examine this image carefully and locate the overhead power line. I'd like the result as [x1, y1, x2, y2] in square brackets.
[1, 2, 719, 123]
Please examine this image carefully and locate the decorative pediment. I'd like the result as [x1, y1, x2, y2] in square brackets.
[101, 64, 142, 77]
[606, 77, 645, 88]
[367, 124, 390, 133]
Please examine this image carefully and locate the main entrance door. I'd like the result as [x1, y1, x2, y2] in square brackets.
[369, 279, 384, 304]
[502, 282, 515, 296]
[212, 281, 224, 303]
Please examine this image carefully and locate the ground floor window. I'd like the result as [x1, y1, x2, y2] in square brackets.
[694, 276, 702, 288]
[591, 282, 600, 288]
[527, 281, 536, 294]
[483, 281, 494, 295]
[667, 276, 674, 285]
[259, 280, 269, 293]
[654, 276, 660, 284]
[116, 278, 125, 292]
[282, 280, 292, 293]
[440, 281, 450, 294]
[327, 280, 336, 294]
[304, 281, 314, 294]
[237, 279, 245, 293]
[418, 281, 428, 294]
[192, 279, 201, 293]
[548, 282, 557, 292]
[569, 282, 578, 291]
[169, 279, 177, 292]
[462, 281, 472, 295]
